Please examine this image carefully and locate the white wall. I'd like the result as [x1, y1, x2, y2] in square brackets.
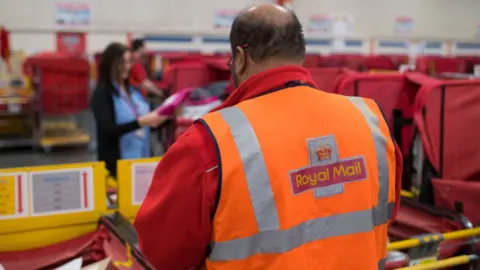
[0, 0, 251, 31]
[1, 0, 480, 54]
[296, 0, 480, 40]
[0, 0, 266, 52]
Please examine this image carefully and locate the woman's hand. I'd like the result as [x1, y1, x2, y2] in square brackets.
[138, 111, 169, 127]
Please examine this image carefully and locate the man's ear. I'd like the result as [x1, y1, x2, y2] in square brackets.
[235, 46, 247, 73]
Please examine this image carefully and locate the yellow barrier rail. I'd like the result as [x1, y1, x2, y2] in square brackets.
[0, 162, 107, 251]
[117, 157, 161, 220]
[396, 254, 479, 270]
[388, 227, 480, 251]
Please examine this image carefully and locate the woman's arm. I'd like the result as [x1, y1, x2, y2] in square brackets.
[91, 86, 140, 138]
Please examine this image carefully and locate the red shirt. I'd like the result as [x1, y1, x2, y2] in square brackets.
[129, 60, 148, 91]
[0, 27, 10, 67]
[134, 66, 403, 270]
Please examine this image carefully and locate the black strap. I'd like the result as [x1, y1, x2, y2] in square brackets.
[253, 80, 314, 99]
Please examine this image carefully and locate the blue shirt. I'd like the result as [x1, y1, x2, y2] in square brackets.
[112, 85, 150, 159]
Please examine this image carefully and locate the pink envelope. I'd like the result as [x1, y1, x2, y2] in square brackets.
[156, 89, 191, 116]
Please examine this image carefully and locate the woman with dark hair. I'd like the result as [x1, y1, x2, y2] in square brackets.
[91, 42, 167, 177]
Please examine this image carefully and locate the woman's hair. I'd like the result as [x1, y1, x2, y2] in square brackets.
[98, 42, 129, 95]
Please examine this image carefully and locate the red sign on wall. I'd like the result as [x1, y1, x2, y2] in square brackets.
[56, 32, 86, 54]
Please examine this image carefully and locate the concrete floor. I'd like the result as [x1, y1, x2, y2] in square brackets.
[0, 138, 164, 169]
[0, 146, 96, 169]
[0, 111, 164, 169]
[0, 112, 97, 168]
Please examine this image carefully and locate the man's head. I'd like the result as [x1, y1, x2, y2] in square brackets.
[229, 4, 306, 87]
[131, 38, 146, 58]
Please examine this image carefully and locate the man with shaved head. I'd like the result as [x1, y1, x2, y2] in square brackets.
[136, 3, 401, 270]
[228, 4, 305, 87]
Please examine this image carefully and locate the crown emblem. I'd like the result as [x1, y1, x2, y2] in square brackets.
[315, 144, 333, 161]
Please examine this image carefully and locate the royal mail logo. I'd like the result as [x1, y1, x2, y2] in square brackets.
[289, 157, 367, 195]
[315, 144, 333, 161]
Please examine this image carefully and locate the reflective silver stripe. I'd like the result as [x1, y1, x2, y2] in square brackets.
[209, 203, 395, 261]
[373, 202, 395, 226]
[219, 107, 280, 231]
[347, 97, 391, 224]
[378, 258, 386, 270]
[210, 208, 375, 261]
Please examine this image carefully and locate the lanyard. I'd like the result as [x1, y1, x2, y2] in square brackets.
[115, 82, 140, 117]
[122, 94, 140, 118]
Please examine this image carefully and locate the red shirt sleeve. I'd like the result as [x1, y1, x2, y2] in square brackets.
[391, 142, 403, 221]
[129, 62, 148, 86]
[0, 27, 10, 62]
[134, 123, 218, 270]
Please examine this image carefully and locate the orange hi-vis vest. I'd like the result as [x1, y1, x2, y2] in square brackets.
[199, 85, 396, 270]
